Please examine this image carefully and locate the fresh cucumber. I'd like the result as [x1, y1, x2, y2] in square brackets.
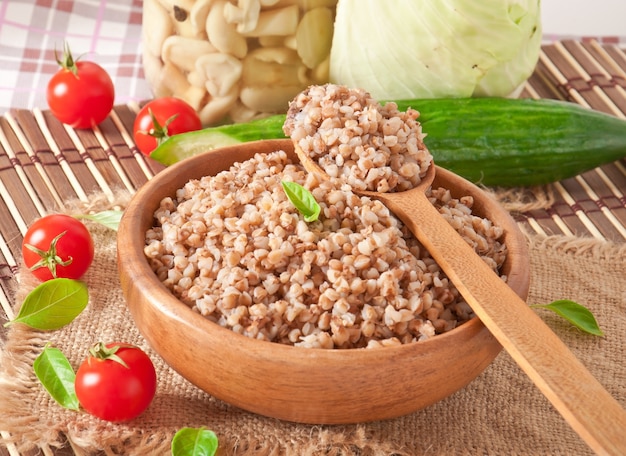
[150, 97, 626, 187]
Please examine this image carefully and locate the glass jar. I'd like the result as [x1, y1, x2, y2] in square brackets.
[142, 0, 337, 126]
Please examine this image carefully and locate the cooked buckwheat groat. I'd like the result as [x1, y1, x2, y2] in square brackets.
[144, 150, 507, 349]
[283, 84, 432, 192]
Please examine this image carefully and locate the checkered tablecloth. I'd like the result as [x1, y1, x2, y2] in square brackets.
[0, 0, 153, 114]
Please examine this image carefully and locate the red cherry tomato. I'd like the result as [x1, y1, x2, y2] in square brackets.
[22, 214, 94, 282]
[133, 97, 202, 155]
[75, 342, 157, 422]
[46, 42, 114, 129]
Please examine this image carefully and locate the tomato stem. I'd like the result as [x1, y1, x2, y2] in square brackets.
[55, 41, 81, 77]
[139, 109, 179, 147]
[24, 231, 73, 278]
[89, 342, 131, 369]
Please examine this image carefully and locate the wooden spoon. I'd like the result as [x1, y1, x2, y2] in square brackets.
[295, 145, 626, 456]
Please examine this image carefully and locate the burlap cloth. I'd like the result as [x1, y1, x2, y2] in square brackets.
[0, 191, 624, 456]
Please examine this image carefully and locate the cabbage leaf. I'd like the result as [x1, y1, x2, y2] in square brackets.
[329, 0, 542, 99]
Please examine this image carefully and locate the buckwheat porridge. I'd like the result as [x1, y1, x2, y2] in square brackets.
[283, 84, 432, 193]
[144, 85, 508, 349]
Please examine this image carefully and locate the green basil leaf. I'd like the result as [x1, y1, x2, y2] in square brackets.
[33, 345, 79, 410]
[75, 210, 123, 231]
[531, 299, 604, 336]
[171, 427, 219, 456]
[7, 278, 89, 330]
[281, 181, 321, 222]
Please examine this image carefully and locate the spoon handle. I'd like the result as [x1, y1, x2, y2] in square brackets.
[380, 191, 626, 456]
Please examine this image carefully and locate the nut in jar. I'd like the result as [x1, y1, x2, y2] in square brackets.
[142, 0, 337, 126]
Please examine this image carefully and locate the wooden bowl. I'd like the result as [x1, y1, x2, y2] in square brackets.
[118, 139, 530, 424]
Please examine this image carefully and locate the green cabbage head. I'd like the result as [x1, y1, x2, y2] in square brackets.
[329, 0, 542, 99]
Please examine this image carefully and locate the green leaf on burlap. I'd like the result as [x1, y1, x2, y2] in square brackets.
[33, 345, 79, 410]
[531, 299, 604, 336]
[6, 278, 88, 330]
[75, 210, 124, 231]
[171, 427, 219, 456]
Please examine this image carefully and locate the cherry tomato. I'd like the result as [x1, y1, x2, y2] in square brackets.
[133, 97, 202, 155]
[46, 42, 114, 129]
[22, 214, 94, 281]
[75, 342, 157, 422]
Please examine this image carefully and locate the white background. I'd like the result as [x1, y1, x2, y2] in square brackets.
[541, 0, 626, 37]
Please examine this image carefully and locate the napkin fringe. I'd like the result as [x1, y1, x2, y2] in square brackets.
[527, 232, 626, 260]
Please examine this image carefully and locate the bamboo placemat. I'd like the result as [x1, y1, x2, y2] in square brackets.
[518, 40, 626, 241]
[1, 39, 625, 455]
